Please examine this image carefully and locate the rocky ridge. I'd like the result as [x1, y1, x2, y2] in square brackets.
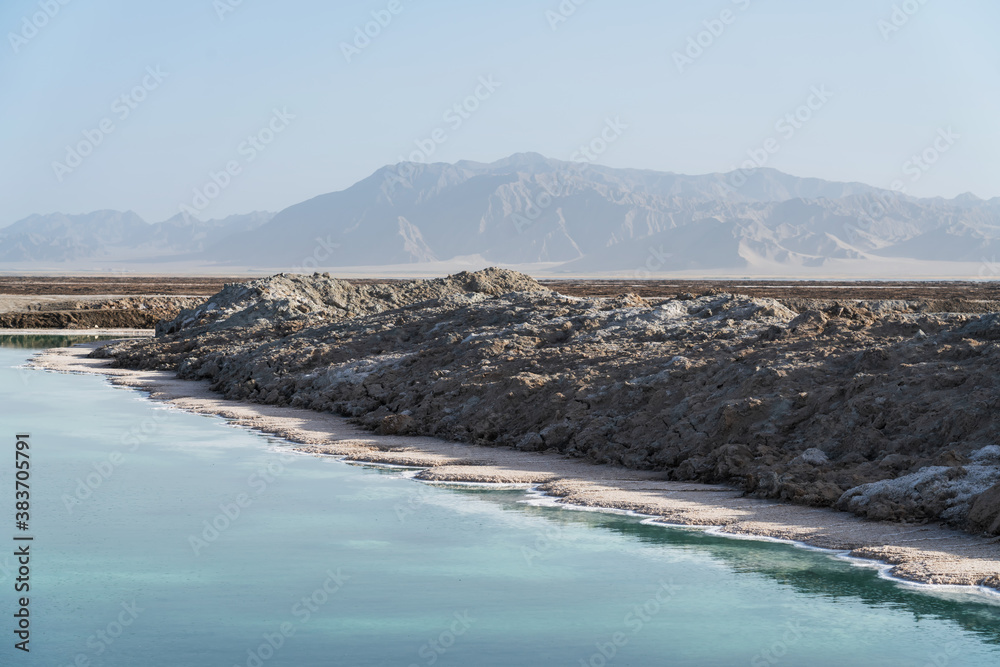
[94, 269, 1000, 536]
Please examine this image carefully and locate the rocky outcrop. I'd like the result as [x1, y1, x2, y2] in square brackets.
[836, 446, 1000, 525]
[94, 269, 1000, 534]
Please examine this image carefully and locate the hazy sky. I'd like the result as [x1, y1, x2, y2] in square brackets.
[1, 0, 997, 226]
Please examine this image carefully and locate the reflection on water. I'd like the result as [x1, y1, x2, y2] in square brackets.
[453, 487, 1000, 646]
[0, 333, 121, 349]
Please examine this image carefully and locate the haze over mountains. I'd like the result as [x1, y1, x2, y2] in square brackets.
[4, 153, 999, 277]
[0, 211, 273, 264]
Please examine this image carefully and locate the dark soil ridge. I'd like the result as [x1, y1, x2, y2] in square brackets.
[0, 296, 202, 329]
[0, 311, 164, 329]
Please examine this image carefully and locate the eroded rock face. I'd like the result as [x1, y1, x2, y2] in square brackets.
[968, 484, 1000, 535]
[96, 268, 1000, 531]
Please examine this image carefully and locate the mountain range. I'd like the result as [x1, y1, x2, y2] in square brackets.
[4, 153, 999, 276]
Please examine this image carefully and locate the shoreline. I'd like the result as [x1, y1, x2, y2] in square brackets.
[31, 342, 1000, 595]
[1, 328, 154, 336]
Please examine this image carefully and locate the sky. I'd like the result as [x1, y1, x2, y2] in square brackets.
[1, 0, 998, 226]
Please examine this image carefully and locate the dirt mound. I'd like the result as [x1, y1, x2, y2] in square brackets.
[156, 268, 546, 335]
[94, 271, 1000, 535]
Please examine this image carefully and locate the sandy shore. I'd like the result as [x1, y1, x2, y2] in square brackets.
[31, 343, 1000, 593]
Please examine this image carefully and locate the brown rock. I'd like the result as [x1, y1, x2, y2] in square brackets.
[968, 484, 1000, 535]
[787, 309, 828, 335]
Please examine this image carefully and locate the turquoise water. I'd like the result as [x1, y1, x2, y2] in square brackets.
[1, 341, 999, 666]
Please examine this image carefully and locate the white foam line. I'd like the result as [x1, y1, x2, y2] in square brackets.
[264, 445, 321, 459]
[831, 554, 1000, 602]
[640, 518, 719, 531]
[517, 489, 660, 518]
[788, 542, 846, 554]
[833, 553, 885, 569]
[518, 488, 685, 519]
[343, 460, 428, 471]
[704, 528, 810, 547]
[637, 518, 846, 554]
[417, 480, 533, 489]
[876, 574, 1000, 601]
[518, 497, 562, 507]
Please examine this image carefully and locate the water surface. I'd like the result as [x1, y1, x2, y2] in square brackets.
[0, 340, 998, 666]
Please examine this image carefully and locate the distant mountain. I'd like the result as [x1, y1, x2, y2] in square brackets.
[0, 210, 148, 262]
[146, 212, 274, 256]
[211, 153, 1000, 273]
[0, 211, 273, 263]
[4, 154, 998, 275]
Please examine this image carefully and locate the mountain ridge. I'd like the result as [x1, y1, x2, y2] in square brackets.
[4, 154, 998, 275]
